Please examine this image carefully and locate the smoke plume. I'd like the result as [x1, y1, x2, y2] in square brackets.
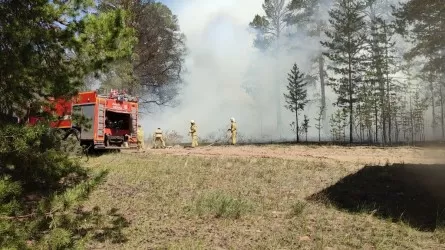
[143, 0, 338, 143]
[143, 0, 443, 144]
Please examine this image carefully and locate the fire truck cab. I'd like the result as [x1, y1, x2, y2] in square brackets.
[28, 89, 140, 150]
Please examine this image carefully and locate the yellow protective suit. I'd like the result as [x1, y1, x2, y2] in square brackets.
[189, 123, 198, 147]
[137, 126, 145, 151]
[229, 121, 237, 145]
[153, 128, 166, 149]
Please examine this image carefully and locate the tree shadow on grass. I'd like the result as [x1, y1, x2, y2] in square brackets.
[307, 163, 445, 231]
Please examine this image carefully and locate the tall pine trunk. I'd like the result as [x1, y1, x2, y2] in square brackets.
[295, 111, 300, 143]
[358, 104, 363, 142]
[385, 25, 392, 145]
[395, 114, 399, 143]
[319, 56, 326, 121]
[376, 56, 386, 144]
[440, 84, 445, 139]
[374, 97, 379, 143]
[429, 74, 436, 137]
[317, 22, 327, 122]
[273, 24, 283, 140]
[348, 53, 353, 143]
[409, 95, 414, 144]
[380, 80, 386, 144]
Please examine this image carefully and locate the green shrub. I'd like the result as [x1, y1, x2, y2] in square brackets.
[0, 124, 118, 249]
[194, 191, 252, 219]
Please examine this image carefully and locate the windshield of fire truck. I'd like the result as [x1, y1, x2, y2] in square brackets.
[105, 110, 131, 130]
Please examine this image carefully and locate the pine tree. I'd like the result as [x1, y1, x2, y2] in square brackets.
[356, 78, 375, 143]
[0, 1, 135, 117]
[394, 0, 445, 140]
[439, 81, 445, 140]
[414, 91, 428, 143]
[321, 0, 368, 143]
[369, 16, 387, 143]
[399, 59, 417, 144]
[418, 65, 440, 139]
[314, 104, 325, 142]
[302, 115, 310, 142]
[431, 52, 445, 140]
[99, 1, 187, 110]
[284, 63, 309, 143]
[330, 112, 341, 142]
[366, 15, 398, 144]
[388, 73, 406, 143]
[393, 0, 445, 75]
[330, 109, 348, 142]
[250, 0, 289, 51]
[286, 0, 328, 121]
[381, 20, 398, 144]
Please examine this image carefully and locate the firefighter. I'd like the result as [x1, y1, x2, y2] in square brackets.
[137, 124, 145, 151]
[227, 117, 237, 145]
[188, 120, 198, 148]
[152, 127, 166, 149]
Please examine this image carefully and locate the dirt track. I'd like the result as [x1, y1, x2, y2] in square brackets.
[137, 144, 445, 165]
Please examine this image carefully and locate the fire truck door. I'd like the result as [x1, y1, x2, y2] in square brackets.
[73, 104, 95, 140]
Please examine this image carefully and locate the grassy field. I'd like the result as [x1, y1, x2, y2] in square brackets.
[82, 145, 445, 249]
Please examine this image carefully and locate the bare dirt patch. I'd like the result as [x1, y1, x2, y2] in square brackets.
[142, 144, 445, 165]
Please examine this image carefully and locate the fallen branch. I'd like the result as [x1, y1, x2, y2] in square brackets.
[0, 213, 38, 220]
[0, 211, 56, 220]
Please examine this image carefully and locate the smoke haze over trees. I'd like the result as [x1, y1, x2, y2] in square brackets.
[143, 0, 444, 145]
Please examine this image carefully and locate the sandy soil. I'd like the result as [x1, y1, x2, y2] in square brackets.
[138, 144, 445, 165]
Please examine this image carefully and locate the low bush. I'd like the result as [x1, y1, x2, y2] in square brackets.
[0, 124, 118, 249]
[194, 191, 253, 219]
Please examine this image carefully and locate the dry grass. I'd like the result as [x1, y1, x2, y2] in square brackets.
[82, 145, 445, 249]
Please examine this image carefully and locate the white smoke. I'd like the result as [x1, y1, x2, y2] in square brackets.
[143, 0, 436, 143]
[141, 0, 337, 142]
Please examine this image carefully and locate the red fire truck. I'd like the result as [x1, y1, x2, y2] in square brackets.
[27, 89, 140, 150]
